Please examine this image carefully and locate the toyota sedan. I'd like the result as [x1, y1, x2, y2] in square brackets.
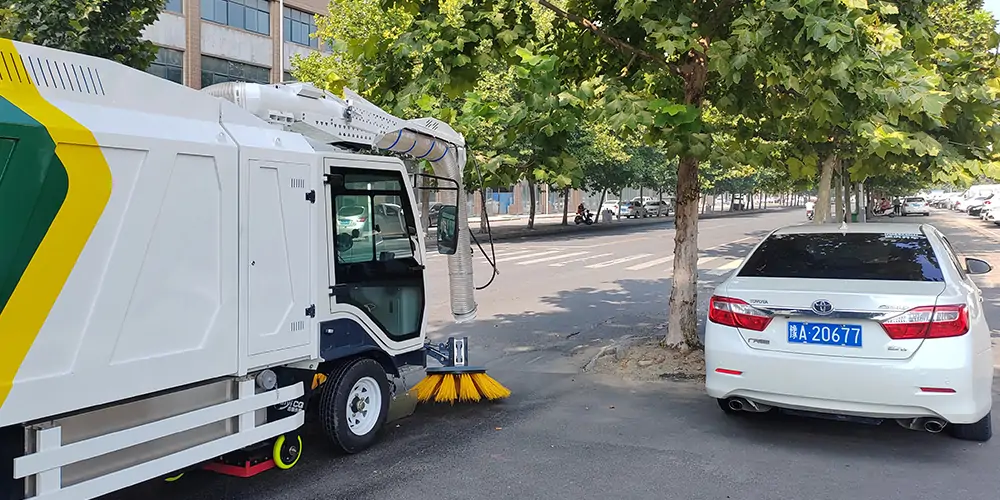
[704, 223, 994, 441]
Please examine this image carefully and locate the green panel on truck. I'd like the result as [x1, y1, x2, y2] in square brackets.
[0, 96, 69, 316]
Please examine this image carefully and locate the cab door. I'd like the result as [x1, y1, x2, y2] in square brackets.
[325, 164, 425, 345]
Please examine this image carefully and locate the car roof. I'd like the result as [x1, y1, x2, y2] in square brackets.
[771, 223, 932, 236]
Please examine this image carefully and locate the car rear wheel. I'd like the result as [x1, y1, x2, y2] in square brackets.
[949, 411, 992, 442]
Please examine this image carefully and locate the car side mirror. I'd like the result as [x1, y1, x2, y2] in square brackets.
[436, 205, 459, 255]
[966, 257, 992, 275]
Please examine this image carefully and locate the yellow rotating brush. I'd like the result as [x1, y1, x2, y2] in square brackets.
[411, 337, 511, 404]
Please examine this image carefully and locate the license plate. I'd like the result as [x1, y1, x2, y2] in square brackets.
[339, 219, 351, 225]
[787, 322, 863, 347]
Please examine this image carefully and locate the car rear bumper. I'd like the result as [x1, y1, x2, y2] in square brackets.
[704, 324, 993, 424]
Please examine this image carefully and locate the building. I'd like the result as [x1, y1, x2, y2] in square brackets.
[141, 0, 332, 89]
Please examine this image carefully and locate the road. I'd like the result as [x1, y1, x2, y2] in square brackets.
[107, 208, 1000, 500]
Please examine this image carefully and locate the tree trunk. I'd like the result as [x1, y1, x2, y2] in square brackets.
[843, 170, 852, 222]
[835, 170, 844, 223]
[597, 190, 606, 223]
[527, 179, 537, 230]
[664, 154, 701, 350]
[814, 154, 837, 224]
[561, 187, 570, 225]
[479, 189, 488, 233]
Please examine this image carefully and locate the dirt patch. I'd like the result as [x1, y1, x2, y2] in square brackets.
[585, 336, 706, 383]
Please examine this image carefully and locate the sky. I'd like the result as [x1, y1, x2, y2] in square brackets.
[985, 0, 1000, 21]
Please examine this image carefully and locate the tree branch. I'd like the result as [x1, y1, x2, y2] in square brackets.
[534, 0, 679, 75]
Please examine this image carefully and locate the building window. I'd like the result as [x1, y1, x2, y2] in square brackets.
[147, 47, 184, 84]
[201, 0, 270, 36]
[164, 0, 182, 12]
[201, 55, 271, 86]
[283, 6, 318, 48]
[283, 71, 295, 82]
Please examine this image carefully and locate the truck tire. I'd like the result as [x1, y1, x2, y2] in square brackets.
[318, 358, 390, 454]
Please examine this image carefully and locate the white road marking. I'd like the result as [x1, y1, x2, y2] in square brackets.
[549, 253, 614, 266]
[704, 258, 743, 276]
[494, 250, 559, 263]
[696, 256, 719, 266]
[586, 254, 654, 269]
[626, 255, 674, 271]
[517, 252, 589, 265]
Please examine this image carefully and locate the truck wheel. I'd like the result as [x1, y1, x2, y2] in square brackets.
[272, 433, 303, 469]
[318, 358, 390, 454]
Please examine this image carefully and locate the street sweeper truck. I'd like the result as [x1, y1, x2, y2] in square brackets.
[0, 37, 507, 500]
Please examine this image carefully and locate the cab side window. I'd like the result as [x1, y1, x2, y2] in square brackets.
[329, 168, 423, 342]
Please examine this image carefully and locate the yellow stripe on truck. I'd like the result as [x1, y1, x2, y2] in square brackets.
[0, 39, 113, 409]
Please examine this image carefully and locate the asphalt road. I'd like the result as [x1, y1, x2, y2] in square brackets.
[106, 208, 1000, 500]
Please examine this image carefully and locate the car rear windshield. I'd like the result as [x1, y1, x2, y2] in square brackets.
[905, 197, 925, 202]
[338, 206, 366, 217]
[738, 232, 945, 281]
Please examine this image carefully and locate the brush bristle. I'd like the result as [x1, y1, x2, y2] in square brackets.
[434, 374, 458, 403]
[470, 373, 511, 400]
[411, 374, 443, 402]
[458, 373, 482, 402]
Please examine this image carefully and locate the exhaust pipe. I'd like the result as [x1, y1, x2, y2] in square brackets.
[923, 419, 946, 433]
[726, 397, 772, 413]
[896, 417, 948, 433]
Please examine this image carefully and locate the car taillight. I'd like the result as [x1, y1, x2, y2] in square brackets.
[357, 217, 367, 222]
[708, 296, 773, 332]
[879, 305, 969, 340]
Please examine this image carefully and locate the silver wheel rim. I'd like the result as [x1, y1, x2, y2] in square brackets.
[346, 376, 381, 436]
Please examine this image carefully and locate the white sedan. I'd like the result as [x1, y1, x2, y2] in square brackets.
[704, 223, 994, 441]
[899, 196, 930, 216]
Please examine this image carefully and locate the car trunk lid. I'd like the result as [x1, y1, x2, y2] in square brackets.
[721, 277, 946, 360]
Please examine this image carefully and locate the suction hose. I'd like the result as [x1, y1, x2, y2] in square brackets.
[375, 130, 477, 323]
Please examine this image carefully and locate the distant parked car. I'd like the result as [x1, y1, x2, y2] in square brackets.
[900, 196, 930, 216]
[624, 200, 647, 218]
[643, 199, 671, 217]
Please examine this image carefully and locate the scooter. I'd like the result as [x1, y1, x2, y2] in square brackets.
[873, 206, 895, 218]
[574, 209, 595, 225]
[806, 209, 814, 221]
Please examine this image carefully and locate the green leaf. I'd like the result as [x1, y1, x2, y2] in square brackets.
[820, 34, 843, 52]
[920, 91, 950, 119]
[840, 0, 869, 9]
[876, 2, 899, 15]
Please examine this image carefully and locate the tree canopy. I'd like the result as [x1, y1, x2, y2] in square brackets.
[0, 0, 165, 69]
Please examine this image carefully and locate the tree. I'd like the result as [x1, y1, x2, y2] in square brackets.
[573, 120, 634, 215]
[0, 0, 165, 69]
[730, 0, 1000, 223]
[298, 0, 594, 230]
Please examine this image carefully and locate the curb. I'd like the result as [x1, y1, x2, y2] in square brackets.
[461, 206, 800, 243]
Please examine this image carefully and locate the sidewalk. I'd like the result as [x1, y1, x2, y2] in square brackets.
[433, 205, 800, 243]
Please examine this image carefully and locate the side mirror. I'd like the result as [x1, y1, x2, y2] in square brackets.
[336, 232, 354, 251]
[966, 257, 992, 275]
[436, 205, 459, 255]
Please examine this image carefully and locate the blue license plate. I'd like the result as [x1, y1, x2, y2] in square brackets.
[339, 219, 351, 225]
[787, 322, 863, 347]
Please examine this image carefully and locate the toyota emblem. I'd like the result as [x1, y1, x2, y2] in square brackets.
[811, 299, 834, 316]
